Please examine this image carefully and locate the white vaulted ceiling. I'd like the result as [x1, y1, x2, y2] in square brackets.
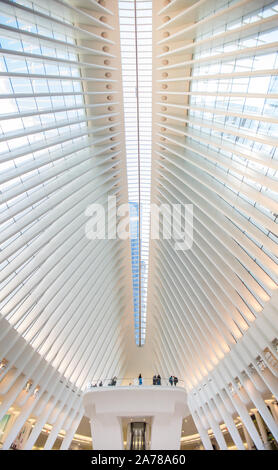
[147, 0, 278, 391]
[0, 0, 278, 451]
[0, 0, 136, 392]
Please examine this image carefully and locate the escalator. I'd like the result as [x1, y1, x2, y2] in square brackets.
[130, 422, 146, 450]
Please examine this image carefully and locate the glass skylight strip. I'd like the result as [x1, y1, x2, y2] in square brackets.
[118, 0, 152, 346]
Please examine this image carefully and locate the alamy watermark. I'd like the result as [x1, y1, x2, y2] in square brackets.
[84, 196, 193, 252]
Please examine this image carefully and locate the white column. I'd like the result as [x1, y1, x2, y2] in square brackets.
[23, 396, 56, 450]
[269, 402, 278, 425]
[231, 394, 264, 450]
[214, 395, 245, 450]
[254, 410, 272, 450]
[192, 413, 213, 450]
[244, 379, 278, 442]
[151, 413, 183, 450]
[90, 415, 124, 450]
[43, 406, 68, 450]
[205, 411, 228, 450]
[221, 410, 245, 450]
[242, 423, 254, 450]
[60, 412, 83, 450]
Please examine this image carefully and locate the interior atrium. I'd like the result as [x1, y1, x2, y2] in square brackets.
[0, 0, 278, 451]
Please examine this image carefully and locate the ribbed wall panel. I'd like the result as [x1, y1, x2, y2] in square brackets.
[148, 0, 278, 450]
[0, 0, 134, 450]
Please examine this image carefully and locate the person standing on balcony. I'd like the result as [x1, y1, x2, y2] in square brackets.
[138, 373, 143, 385]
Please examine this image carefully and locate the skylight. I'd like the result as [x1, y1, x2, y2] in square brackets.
[118, 0, 152, 346]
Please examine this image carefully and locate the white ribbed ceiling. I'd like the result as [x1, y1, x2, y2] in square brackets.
[147, 0, 278, 391]
[0, 0, 134, 391]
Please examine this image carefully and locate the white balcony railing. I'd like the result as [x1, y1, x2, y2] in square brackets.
[85, 377, 184, 390]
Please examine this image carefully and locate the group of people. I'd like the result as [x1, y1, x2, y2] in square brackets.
[137, 374, 179, 386]
[90, 375, 179, 387]
[169, 375, 179, 386]
[108, 376, 117, 386]
[90, 382, 101, 388]
[90, 376, 117, 388]
[152, 374, 161, 385]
